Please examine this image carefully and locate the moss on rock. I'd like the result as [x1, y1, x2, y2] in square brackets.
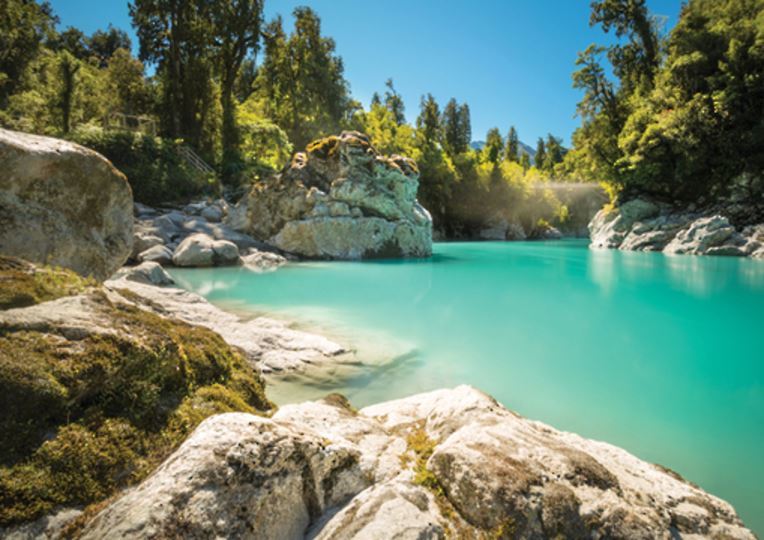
[0, 261, 272, 527]
[0, 256, 95, 310]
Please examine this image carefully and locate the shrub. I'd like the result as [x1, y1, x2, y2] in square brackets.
[69, 125, 216, 205]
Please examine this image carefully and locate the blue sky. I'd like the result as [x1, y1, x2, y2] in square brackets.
[48, 0, 682, 145]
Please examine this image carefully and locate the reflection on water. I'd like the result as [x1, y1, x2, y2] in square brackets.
[170, 241, 764, 534]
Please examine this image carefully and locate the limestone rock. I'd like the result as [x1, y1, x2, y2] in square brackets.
[130, 232, 163, 259]
[665, 215, 742, 256]
[103, 277, 350, 373]
[78, 386, 755, 539]
[137, 244, 173, 265]
[80, 413, 369, 540]
[0, 128, 133, 280]
[112, 261, 174, 286]
[172, 233, 240, 267]
[244, 131, 432, 259]
[242, 248, 287, 272]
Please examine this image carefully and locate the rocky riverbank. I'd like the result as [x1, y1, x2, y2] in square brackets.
[15, 385, 755, 539]
[589, 198, 764, 258]
[0, 128, 757, 537]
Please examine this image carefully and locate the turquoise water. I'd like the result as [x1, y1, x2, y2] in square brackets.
[171, 241, 764, 533]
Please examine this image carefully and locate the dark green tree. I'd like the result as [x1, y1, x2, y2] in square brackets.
[0, 0, 56, 107]
[208, 0, 263, 182]
[535, 137, 546, 169]
[505, 126, 519, 162]
[384, 78, 405, 125]
[254, 8, 351, 148]
[88, 25, 132, 67]
[130, 0, 218, 154]
[484, 127, 503, 165]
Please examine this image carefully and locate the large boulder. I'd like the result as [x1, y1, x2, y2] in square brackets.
[172, 233, 240, 267]
[244, 131, 432, 259]
[0, 129, 133, 280]
[76, 386, 754, 539]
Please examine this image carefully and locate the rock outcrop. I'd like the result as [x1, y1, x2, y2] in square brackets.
[589, 198, 764, 258]
[0, 257, 271, 529]
[105, 274, 351, 373]
[79, 386, 755, 539]
[242, 131, 432, 259]
[0, 128, 133, 279]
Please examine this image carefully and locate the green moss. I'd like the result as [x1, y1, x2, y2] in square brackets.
[0, 284, 272, 527]
[0, 256, 95, 310]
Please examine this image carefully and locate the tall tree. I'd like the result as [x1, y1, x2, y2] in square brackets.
[543, 134, 564, 170]
[590, 0, 660, 93]
[0, 0, 56, 107]
[535, 137, 546, 169]
[416, 93, 441, 148]
[484, 127, 503, 165]
[254, 8, 351, 148]
[209, 0, 263, 181]
[130, 0, 218, 154]
[441, 98, 471, 156]
[384, 78, 405, 125]
[88, 25, 132, 67]
[505, 126, 519, 162]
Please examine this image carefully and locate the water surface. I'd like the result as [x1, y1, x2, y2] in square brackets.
[172, 241, 764, 532]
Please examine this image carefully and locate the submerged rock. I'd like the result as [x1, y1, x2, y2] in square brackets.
[0, 128, 133, 280]
[77, 386, 754, 539]
[243, 131, 432, 259]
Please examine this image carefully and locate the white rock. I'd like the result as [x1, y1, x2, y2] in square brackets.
[665, 215, 741, 256]
[172, 233, 240, 267]
[137, 244, 173, 265]
[0, 128, 133, 280]
[112, 261, 174, 286]
[201, 204, 224, 222]
[78, 387, 756, 539]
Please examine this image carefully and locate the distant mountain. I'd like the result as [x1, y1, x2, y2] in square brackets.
[469, 140, 536, 162]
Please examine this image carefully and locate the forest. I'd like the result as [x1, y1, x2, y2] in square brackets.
[1, 0, 763, 233]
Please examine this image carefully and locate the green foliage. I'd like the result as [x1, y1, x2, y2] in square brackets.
[0, 269, 271, 526]
[505, 125, 519, 162]
[0, 0, 56, 107]
[69, 126, 213, 205]
[252, 7, 353, 149]
[571, 0, 764, 206]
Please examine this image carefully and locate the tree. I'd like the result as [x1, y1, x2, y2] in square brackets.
[88, 25, 132, 67]
[105, 48, 153, 116]
[0, 0, 56, 107]
[505, 126, 519, 162]
[253, 8, 351, 148]
[208, 0, 263, 182]
[535, 137, 546, 169]
[484, 127, 503, 165]
[57, 51, 79, 134]
[519, 152, 531, 171]
[384, 78, 405, 125]
[590, 0, 660, 93]
[442, 98, 471, 156]
[543, 134, 564, 170]
[416, 93, 441, 148]
[130, 0, 218, 154]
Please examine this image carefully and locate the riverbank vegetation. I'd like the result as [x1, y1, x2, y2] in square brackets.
[567, 0, 764, 209]
[2, 0, 761, 227]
